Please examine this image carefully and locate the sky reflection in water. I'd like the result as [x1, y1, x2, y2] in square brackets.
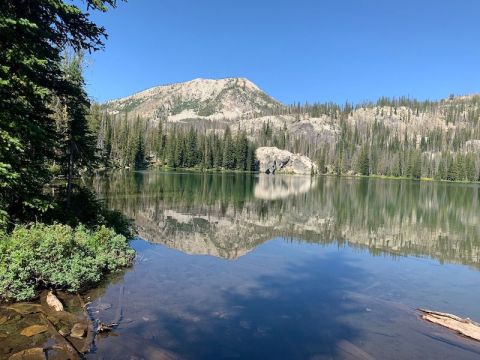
[86, 172, 480, 359]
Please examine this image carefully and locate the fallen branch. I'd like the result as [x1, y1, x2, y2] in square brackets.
[97, 322, 118, 333]
[418, 308, 480, 342]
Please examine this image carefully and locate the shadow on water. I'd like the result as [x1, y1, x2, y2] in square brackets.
[87, 240, 480, 360]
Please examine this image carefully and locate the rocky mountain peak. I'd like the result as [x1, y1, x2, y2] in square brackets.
[103, 77, 282, 121]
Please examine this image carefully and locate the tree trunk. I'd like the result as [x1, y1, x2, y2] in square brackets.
[66, 139, 74, 208]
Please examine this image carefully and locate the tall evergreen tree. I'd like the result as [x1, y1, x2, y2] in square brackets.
[54, 53, 97, 206]
[356, 146, 370, 176]
[235, 131, 249, 170]
[222, 127, 235, 169]
[0, 0, 119, 226]
[165, 131, 176, 168]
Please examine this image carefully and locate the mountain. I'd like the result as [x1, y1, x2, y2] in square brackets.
[94, 78, 480, 181]
[102, 78, 480, 150]
[103, 77, 282, 121]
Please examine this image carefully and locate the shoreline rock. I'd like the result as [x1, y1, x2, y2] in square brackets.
[255, 146, 317, 175]
[0, 291, 91, 359]
[46, 291, 63, 312]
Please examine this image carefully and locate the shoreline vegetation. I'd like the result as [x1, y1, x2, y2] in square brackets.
[101, 164, 480, 185]
[0, 0, 136, 304]
[0, 1, 137, 357]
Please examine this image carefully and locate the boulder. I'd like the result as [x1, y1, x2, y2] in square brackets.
[255, 147, 316, 175]
[46, 291, 64, 312]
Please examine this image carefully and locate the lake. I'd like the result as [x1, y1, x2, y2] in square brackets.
[86, 171, 480, 359]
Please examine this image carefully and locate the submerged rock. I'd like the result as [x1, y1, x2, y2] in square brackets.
[70, 323, 87, 338]
[255, 147, 316, 175]
[20, 325, 48, 337]
[8, 348, 46, 360]
[0, 292, 93, 358]
[7, 304, 43, 315]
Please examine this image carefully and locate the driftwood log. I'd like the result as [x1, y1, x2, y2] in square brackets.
[419, 309, 480, 342]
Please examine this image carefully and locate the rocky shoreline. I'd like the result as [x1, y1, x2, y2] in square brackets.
[0, 291, 94, 360]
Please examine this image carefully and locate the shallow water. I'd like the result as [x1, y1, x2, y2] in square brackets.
[86, 171, 480, 359]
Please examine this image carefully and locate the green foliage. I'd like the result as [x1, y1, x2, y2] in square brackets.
[55, 53, 98, 206]
[222, 127, 235, 169]
[197, 103, 217, 117]
[356, 146, 370, 176]
[90, 113, 258, 171]
[170, 99, 200, 115]
[267, 96, 480, 182]
[0, 223, 135, 301]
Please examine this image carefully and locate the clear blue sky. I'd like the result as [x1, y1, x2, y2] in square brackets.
[84, 0, 480, 105]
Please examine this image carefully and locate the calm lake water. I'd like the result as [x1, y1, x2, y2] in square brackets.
[86, 171, 480, 359]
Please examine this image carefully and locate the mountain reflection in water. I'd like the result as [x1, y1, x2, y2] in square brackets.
[92, 171, 480, 268]
[85, 171, 480, 360]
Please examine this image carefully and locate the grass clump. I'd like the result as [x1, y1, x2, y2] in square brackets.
[0, 223, 135, 302]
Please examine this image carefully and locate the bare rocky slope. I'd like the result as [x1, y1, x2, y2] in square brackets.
[103, 77, 282, 121]
[102, 77, 480, 149]
[101, 77, 339, 146]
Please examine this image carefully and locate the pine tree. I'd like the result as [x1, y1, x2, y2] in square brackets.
[411, 150, 422, 179]
[246, 144, 256, 171]
[0, 0, 118, 226]
[184, 127, 198, 168]
[55, 53, 97, 206]
[213, 135, 223, 169]
[356, 146, 370, 176]
[465, 154, 476, 182]
[222, 127, 235, 169]
[134, 130, 145, 169]
[455, 154, 466, 181]
[165, 131, 176, 168]
[235, 131, 248, 170]
[446, 155, 457, 181]
[334, 153, 343, 176]
[436, 155, 447, 180]
[156, 121, 164, 162]
[174, 132, 185, 168]
[317, 152, 325, 175]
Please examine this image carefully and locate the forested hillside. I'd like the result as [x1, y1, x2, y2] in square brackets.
[91, 80, 480, 181]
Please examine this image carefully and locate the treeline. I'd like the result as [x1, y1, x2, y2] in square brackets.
[311, 117, 480, 181]
[89, 94, 480, 182]
[89, 110, 257, 171]
[256, 96, 480, 182]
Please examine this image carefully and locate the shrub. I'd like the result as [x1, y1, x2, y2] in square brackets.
[0, 223, 135, 301]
